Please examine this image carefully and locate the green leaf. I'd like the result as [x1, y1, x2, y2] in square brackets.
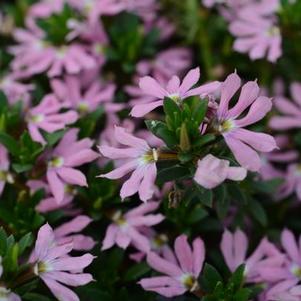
[195, 185, 213, 208]
[163, 97, 182, 130]
[248, 199, 267, 227]
[192, 98, 208, 124]
[253, 178, 283, 194]
[157, 165, 191, 184]
[234, 288, 251, 301]
[0, 132, 19, 156]
[229, 264, 245, 290]
[18, 233, 33, 255]
[179, 122, 191, 151]
[123, 262, 151, 281]
[44, 129, 67, 146]
[199, 263, 223, 293]
[12, 163, 33, 173]
[215, 185, 230, 219]
[0, 228, 7, 256]
[145, 120, 177, 148]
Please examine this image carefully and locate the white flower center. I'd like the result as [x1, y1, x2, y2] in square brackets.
[0, 171, 14, 184]
[267, 26, 280, 37]
[30, 114, 44, 123]
[218, 119, 236, 133]
[291, 263, 301, 278]
[180, 274, 198, 291]
[151, 234, 168, 250]
[112, 211, 128, 228]
[140, 148, 158, 165]
[77, 101, 89, 113]
[168, 93, 181, 104]
[94, 43, 104, 54]
[49, 156, 64, 168]
[56, 47, 67, 59]
[0, 286, 12, 299]
[34, 261, 53, 275]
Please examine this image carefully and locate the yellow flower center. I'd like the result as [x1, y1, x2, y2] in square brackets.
[219, 119, 235, 133]
[151, 234, 168, 249]
[267, 26, 280, 37]
[34, 261, 52, 275]
[291, 264, 301, 278]
[49, 156, 64, 168]
[142, 149, 158, 164]
[112, 211, 127, 227]
[181, 274, 199, 291]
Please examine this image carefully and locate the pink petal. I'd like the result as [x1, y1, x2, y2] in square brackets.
[32, 223, 55, 262]
[229, 128, 277, 152]
[218, 73, 241, 118]
[64, 149, 98, 167]
[174, 235, 193, 274]
[147, 252, 183, 278]
[166, 76, 180, 94]
[291, 82, 301, 107]
[192, 237, 205, 276]
[130, 100, 164, 117]
[98, 160, 138, 180]
[179, 67, 200, 95]
[56, 167, 87, 187]
[101, 224, 118, 250]
[125, 202, 160, 218]
[41, 276, 80, 301]
[227, 81, 260, 119]
[139, 276, 186, 298]
[45, 271, 93, 286]
[138, 163, 157, 202]
[235, 96, 272, 127]
[52, 254, 94, 271]
[47, 169, 65, 203]
[120, 166, 145, 200]
[281, 229, 300, 263]
[115, 126, 149, 150]
[54, 216, 92, 237]
[224, 135, 262, 171]
[139, 76, 167, 98]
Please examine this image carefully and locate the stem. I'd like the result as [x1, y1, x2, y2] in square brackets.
[158, 151, 178, 161]
[11, 267, 36, 288]
[198, 9, 213, 80]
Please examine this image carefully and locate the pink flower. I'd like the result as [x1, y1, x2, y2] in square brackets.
[0, 74, 34, 107]
[139, 234, 205, 298]
[26, 94, 78, 145]
[0, 145, 13, 196]
[98, 126, 159, 202]
[260, 229, 301, 300]
[229, 1, 282, 63]
[212, 72, 277, 171]
[221, 229, 283, 283]
[194, 154, 247, 189]
[130, 67, 220, 117]
[10, 29, 96, 78]
[270, 82, 301, 130]
[130, 228, 175, 263]
[54, 216, 96, 251]
[101, 202, 164, 252]
[69, 0, 125, 23]
[27, 180, 78, 214]
[47, 128, 98, 203]
[51, 75, 116, 114]
[136, 48, 192, 84]
[30, 224, 94, 301]
[279, 163, 301, 201]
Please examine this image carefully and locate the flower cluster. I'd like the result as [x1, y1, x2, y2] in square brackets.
[0, 0, 300, 300]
